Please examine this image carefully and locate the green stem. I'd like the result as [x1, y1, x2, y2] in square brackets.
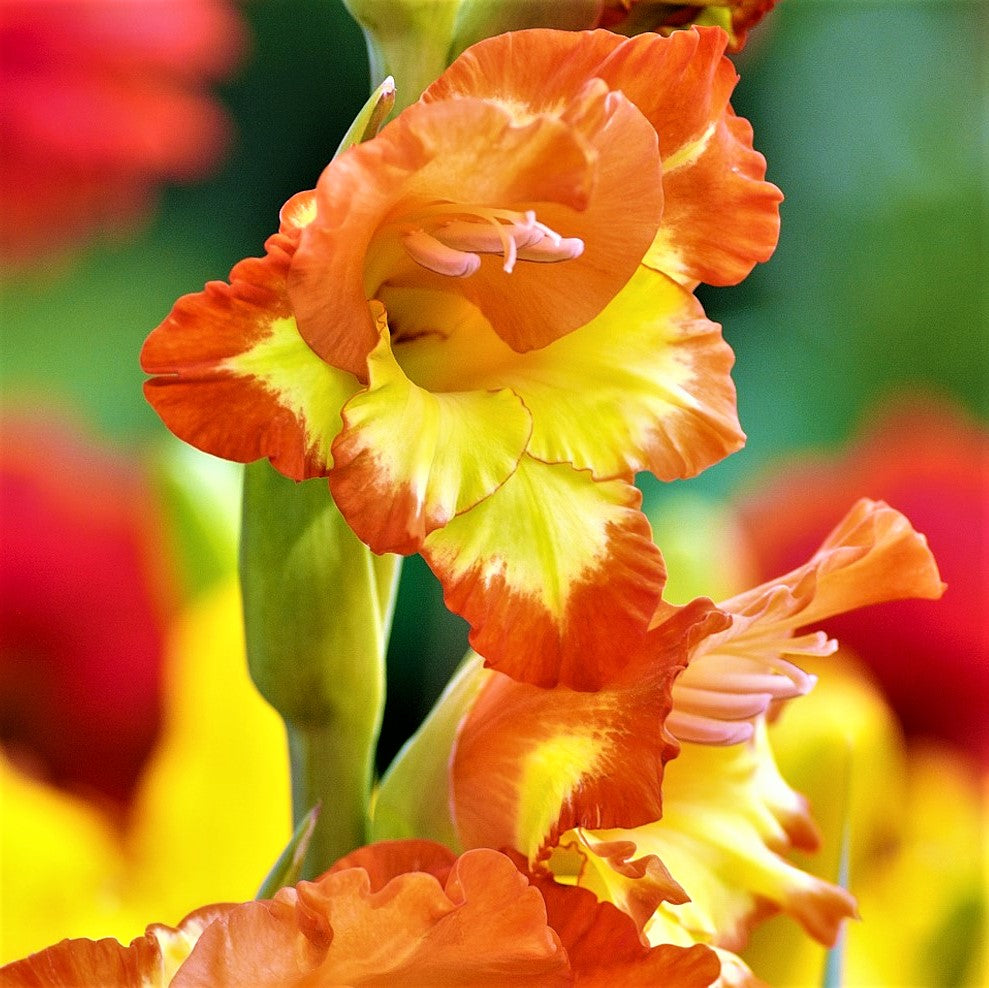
[240, 461, 400, 879]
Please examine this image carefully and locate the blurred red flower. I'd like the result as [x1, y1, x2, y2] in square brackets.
[0, 412, 178, 807]
[0, 0, 246, 262]
[738, 397, 989, 763]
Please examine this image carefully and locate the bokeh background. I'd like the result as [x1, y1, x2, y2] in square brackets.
[1, 0, 986, 976]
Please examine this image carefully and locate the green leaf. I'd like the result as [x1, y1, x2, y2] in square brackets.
[334, 74, 397, 157]
[256, 804, 321, 899]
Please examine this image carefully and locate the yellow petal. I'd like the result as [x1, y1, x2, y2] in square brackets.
[422, 455, 665, 689]
[494, 265, 744, 481]
[329, 312, 532, 555]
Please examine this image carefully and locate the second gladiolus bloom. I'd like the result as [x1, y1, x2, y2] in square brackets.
[142, 27, 781, 689]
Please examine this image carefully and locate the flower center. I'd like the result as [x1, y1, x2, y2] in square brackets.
[399, 204, 583, 278]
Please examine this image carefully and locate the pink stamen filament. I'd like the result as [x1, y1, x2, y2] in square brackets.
[399, 204, 583, 277]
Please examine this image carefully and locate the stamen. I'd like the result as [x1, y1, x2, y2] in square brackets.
[516, 237, 584, 263]
[402, 228, 481, 278]
[398, 204, 584, 277]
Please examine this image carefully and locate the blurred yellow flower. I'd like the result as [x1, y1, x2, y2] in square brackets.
[0, 580, 292, 964]
[743, 654, 987, 987]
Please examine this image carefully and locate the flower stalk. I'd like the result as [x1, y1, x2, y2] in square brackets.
[239, 462, 400, 878]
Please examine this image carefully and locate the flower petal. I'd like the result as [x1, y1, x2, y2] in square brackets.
[493, 266, 744, 481]
[627, 723, 856, 953]
[0, 904, 231, 988]
[0, 937, 163, 988]
[426, 27, 781, 288]
[422, 455, 666, 688]
[141, 230, 358, 481]
[169, 847, 568, 986]
[291, 71, 662, 375]
[532, 871, 721, 988]
[546, 830, 690, 933]
[329, 314, 532, 555]
[725, 498, 945, 630]
[450, 600, 730, 859]
[667, 500, 946, 744]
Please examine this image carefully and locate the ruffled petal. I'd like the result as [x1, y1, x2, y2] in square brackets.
[0, 904, 231, 988]
[329, 313, 532, 555]
[546, 830, 690, 933]
[494, 266, 743, 481]
[426, 27, 780, 288]
[450, 600, 729, 859]
[635, 36, 782, 287]
[724, 499, 945, 630]
[290, 90, 660, 375]
[622, 723, 856, 953]
[422, 455, 666, 688]
[531, 872, 721, 987]
[169, 847, 568, 986]
[0, 937, 163, 988]
[141, 228, 359, 481]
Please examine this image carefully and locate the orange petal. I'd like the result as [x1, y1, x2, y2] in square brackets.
[530, 872, 721, 988]
[427, 27, 781, 288]
[451, 599, 730, 859]
[170, 846, 568, 986]
[726, 498, 946, 629]
[141, 228, 358, 481]
[325, 838, 457, 889]
[422, 456, 666, 689]
[0, 937, 162, 988]
[290, 77, 662, 376]
[328, 313, 531, 554]
[0, 904, 231, 987]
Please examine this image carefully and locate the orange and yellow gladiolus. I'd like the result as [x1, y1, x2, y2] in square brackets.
[141, 26, 781, 690]
[374, 499, 943, 982]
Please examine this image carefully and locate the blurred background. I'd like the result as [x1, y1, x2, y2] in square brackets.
[1, 0, 986, 978]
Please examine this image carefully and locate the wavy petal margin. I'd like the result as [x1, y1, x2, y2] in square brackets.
[141, 229, 358, 481]
[426, 27, 781, 288]
[636, 724, 857, 953]
[531, 870, 721, 988]
[329, 317, 532, 555]
[423, 455, 666, 688]
[719, 498, 945, 632]
[498, 265, 743, 481]
[169, 846, 568, 987]
[0, 905, 231, 988]
[451, 600, 730, 859]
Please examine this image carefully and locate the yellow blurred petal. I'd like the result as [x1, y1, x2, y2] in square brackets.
[0, 754, 134, 963]
[123, 579, 292, 927]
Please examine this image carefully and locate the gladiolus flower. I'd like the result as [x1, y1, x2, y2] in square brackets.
[737, 397, 989, 762]
[0, 0, 245, 262]
[0, 840, 721, 986]
[375, 500, 943, 981]
[142, 26, 781, 689]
